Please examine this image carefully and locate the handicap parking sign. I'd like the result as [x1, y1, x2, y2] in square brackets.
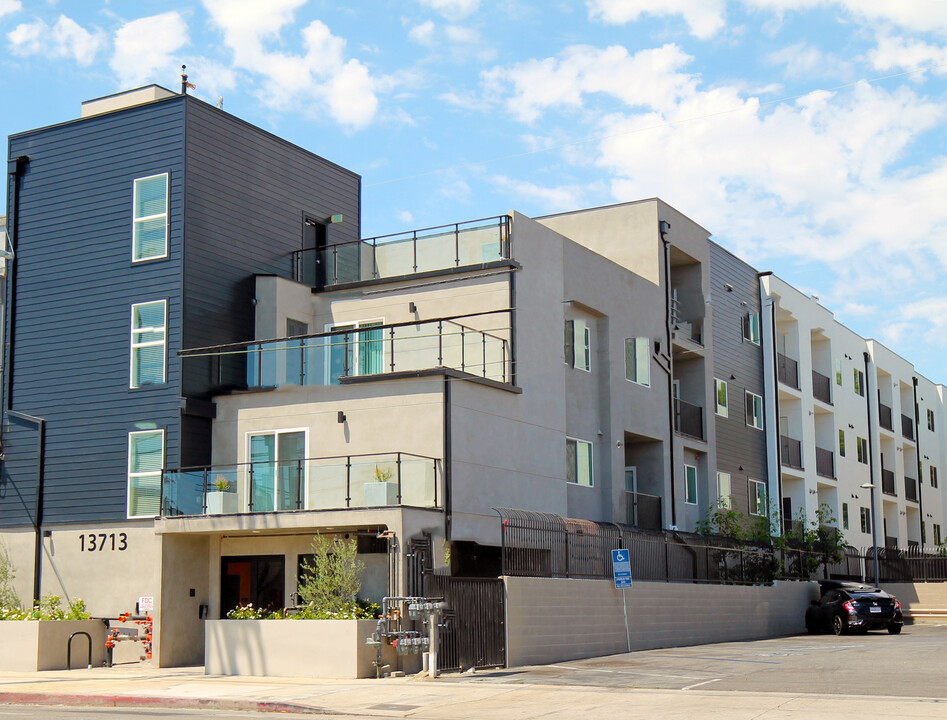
[611, 548, 632, 589]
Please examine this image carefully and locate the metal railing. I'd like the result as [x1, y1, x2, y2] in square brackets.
[777, 353, 799, 389]
[881, 468, 896, 496]
[815, 446, 835, 478]
[674, 398, 704, 440]
[626, 492, 662, 531]
[181, 310, 513, 390]
[879, 403, 893, 431]
[291, 216, 512, 287]
[905, 476, 918, 502]
[161, 452, 439, 517]
[780, 435, 803, 470]
[812, 370, 831, 404]
[864, 546, 947, 583]
[902, 413, 915, 441]
[673, 319, 703, 345]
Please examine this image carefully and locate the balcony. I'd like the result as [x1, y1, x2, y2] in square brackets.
[674, 398, 704, 441]
[812, 370, 832, 404]
[780, 435, 803, 470]
[881, 468, 896, 496]
[160, 452, 439, 517]
[879, 403, 893, 431]
[291, 216, 512, 288]
[625, 491, 662, 531]
[902, 414, 915, 441]
[905, 476, 918, 502]
[777, 353, 800, 390]
[815, 446, 835, 478]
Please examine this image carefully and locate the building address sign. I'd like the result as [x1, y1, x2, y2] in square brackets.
[78, 533, 128, 552]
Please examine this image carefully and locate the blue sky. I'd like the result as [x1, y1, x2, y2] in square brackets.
[2, 0, 947, 381]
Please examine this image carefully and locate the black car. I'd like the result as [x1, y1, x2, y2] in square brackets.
[805, 586, 904, 635]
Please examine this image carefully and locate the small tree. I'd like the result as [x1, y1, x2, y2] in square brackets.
[298, 535, 364, 612]
[0, 539, 20, 609]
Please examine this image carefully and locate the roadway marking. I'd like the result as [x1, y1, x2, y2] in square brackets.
[682, 678, 721, 691]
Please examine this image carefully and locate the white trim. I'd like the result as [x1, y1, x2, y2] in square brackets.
[573, 319, 591, 372]
[131, 173, 169, 263]
[624, 466, 637, 493]
[716, 471, 731, 509]
[566, 436, 594, 487]
[129, 299, 167, 388]
[714, 378, 728, 418]
[624, 336, 650, 387]
[684, 464, 698, 505]
[748, 478, 766, 516]
[245, 427, 310, 512]
[127, 428, 165, 518]
[325, 318, 385, 381]
[745, 390, 764, 431]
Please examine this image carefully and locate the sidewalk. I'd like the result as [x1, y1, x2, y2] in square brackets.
[0, 664, 945, 719]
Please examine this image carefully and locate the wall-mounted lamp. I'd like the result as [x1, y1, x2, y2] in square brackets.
[724, 283, 734, 292]
[328, 213, 344, 224]
[848, 424, 855, 429]
[337, 411, 346, 424]
[738, 466, 744, 472]
[408, 302, 417, 314]
[808, 489, 818, 495]
[43, 530, 52, 538]
[730, 374, 736, 380]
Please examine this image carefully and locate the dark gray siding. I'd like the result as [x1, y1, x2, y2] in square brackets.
[709, 241, 768, 515]
[181, 99, 360, 403]
[2, 98, 186, 526]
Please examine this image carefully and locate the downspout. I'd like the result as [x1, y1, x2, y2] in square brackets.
[913, 377, 924, 544]
[758, 272, 782, 535]
[4, 156, 28, 414]
[443, 376, 452, 542]
[660, 221, 676, 528]
[864, 351, 880, 585]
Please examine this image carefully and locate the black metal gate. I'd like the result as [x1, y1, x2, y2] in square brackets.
[423, 575, 505, 672]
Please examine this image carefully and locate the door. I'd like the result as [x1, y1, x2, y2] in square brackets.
[220, 555, 285, 617]
[303, 219, 327, 288]
[249, 430, 307, 512]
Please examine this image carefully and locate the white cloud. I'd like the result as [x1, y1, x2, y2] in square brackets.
[8, 14, 105, 65]
[492, 175, 586, 210]
[409, 20, 436, 46]
[766, 41, 851, 78]
[0, 0, 21, 19]
[587, 0, 726, 39]
[867, 35, 947, 77]
[110, 12, 188, 88]
[416, 0, 480, 20]
[202, 0, 379, 130]
[397, 210, 415, 224]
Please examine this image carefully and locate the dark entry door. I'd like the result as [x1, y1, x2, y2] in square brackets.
[220, 555, 285, 617]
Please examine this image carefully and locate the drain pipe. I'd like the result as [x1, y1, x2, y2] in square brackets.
[912, 377, 925, 544]
[863, 351, 880, 587]
[660, 221, 676, 528]
[4, 156, 28, 415]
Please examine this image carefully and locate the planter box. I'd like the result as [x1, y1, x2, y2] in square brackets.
[205, 619, 395, 678]
[0, 620, 107, 671]
[206, 491, 239, 514]
[363, 481, 398, 506]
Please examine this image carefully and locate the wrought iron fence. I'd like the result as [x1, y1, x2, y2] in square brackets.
[777, 353, 799, 389]
[812, 370, 831, 404]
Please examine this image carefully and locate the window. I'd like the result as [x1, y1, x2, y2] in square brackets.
[860, 507, 871, 534]
[931, 465, 939, 489]
[928, 409, 935, 432]
[745, 391, 764, 430]
[128, 429, 164, 517]
[835, 358, 842, 386]
[132, 173, 168, 262]
[838, 429, 846, 457]
[566, 438, 593, 486]
[624, 466, 637, 493]
[749, 478, 766, 516]
[684, 464, 698, 505]
[714, 379, 728, 417]
[130, 300, 167, 387]
[742, 312, 761, 345]
[249, 429, 307, 512]
[856, 437, 868, 464]
[326, 319, 383, 383]
[565, 319, 591, 372]
[842, 502, 849, 530]
[935, 524, 943, 546]
[624, 337, 650, 386]
[853, 368, 864, 396]
[716, 471, 731, 509]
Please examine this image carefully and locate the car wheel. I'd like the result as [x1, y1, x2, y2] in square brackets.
[832, 614, 846, 636]
[888, 625, 902, 635]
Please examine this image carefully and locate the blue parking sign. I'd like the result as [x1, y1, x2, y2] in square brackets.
[611, 548, 632, 589]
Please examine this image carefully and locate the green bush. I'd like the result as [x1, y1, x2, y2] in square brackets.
[0, 594, 90, 621]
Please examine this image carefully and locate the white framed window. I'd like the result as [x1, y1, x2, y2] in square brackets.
[749, 478, 766, 516]
[130, 300, 167, 388]
[745, 391, 763, 430]
[624, 466, 637, 493]
[838, 429, 846, 457]
[743, 312, 760, 345]
[247, 428, 308, 512]
[128, 429, 164, 517]
[835, 358, 842, 386]
[716, 471, 732, 509]
[624, 337, 650, 386]
[842, 502, 849, 530]
[684, 464, 698, 505]
[714, 378, 728, 417]
[935, 524, 942, 546]
[132, 173, 168, 262]
[860, 507, 871, 534]
[928, 409, 935, 432]
[566, 437, 593, 486]
[931, 465, 939, 489]
[565, 319, 591, 372]
[856, 436, 868, 464]
[325, 319, 384, 383]
[853, 368, 864, 396]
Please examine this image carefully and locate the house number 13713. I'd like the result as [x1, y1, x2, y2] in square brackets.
[79, 533, 128, 552]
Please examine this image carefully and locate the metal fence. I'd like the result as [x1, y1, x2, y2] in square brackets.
[424, 574, 505, 672]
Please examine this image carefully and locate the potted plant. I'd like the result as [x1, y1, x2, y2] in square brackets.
[363, 465, 398, 506]
[206, 474, 238, 515]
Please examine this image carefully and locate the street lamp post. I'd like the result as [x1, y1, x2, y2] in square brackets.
[861, 482, 880, 588]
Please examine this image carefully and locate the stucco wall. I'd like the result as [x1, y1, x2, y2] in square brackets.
[882, 582, 947, 620]
[0, 620, 107, 671]
[505, 577, 818, 667]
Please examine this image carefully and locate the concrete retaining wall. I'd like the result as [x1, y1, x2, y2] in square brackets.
[882, 582, 947, 621]
[0, 620, 107, 671]
[505, 577, 819, 667]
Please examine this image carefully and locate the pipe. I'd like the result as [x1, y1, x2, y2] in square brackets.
[660, 221, 676, 527]
[863, 351, 880, 587]
[912, 377, 924, 544]
[443, 376, 452, 541]
[4, 156, 29, 414]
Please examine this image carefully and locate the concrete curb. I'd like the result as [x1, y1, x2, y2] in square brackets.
[0, 692, 341, 715]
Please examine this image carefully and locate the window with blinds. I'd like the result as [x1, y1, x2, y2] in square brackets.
[132, 174, 169, 262]
[128, 429, 164, 517]
[130, 300, 167, 387]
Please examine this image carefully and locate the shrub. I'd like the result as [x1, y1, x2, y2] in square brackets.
[298, 535, 364, 612]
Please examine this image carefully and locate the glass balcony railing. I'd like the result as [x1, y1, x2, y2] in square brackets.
[291, 216, 512, 288]
[161, 452, 439, 517]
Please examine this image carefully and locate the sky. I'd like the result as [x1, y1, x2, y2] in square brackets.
[2, 0, 947, 381]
